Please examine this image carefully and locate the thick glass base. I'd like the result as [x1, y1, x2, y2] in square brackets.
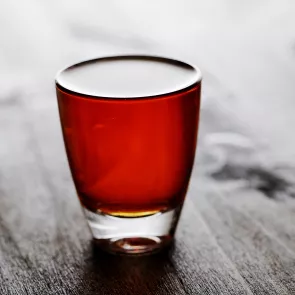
[84, 206, 181, 255]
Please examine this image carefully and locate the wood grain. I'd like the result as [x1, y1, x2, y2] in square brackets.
[1, 1, 295, 294]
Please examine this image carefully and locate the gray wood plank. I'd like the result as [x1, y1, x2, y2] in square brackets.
[171, 198, 254, 295]
[190, 179, 295, 294]
[211, 182, 295, 254]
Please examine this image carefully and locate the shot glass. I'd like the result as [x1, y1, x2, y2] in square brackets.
[55, 55, 202, 254]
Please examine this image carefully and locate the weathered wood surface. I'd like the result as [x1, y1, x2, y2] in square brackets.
[1, 1, 295, 294]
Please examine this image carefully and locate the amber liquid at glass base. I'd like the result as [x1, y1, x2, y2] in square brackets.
[56, 55, 201, 254]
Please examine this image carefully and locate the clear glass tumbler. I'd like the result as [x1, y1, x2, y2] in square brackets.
[56, 55, 202, 254]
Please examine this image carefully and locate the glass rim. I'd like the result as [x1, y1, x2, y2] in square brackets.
[55, 54, 202, 100]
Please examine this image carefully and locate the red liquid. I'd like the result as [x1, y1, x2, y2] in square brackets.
[56, 56, 201, 217]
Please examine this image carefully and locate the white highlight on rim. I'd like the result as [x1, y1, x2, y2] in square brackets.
[56, 55, 202, 99]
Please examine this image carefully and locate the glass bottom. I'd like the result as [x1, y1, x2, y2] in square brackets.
[83, 206, 182, 255]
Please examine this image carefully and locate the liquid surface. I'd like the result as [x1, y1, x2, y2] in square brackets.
[56, 55, 201, 98]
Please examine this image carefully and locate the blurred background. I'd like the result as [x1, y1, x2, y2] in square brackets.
[1, 0, 295, 202]
[1, 0, 295, 159]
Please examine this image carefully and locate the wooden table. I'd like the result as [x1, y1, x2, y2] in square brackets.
[1, 1, 295, 294]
